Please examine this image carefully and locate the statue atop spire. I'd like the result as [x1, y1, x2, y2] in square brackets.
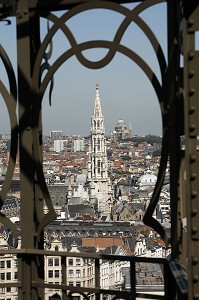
[93, 81, 102, 118]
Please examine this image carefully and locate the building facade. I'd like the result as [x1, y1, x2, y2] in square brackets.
[74, 139, 84, 152]
[54, 140, 64, 153]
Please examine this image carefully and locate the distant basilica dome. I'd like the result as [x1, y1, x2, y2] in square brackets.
[116, 118, 125, 126]
[111, 117, 132, 141]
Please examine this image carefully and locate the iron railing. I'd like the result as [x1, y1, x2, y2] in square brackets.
[0, 248, 174, 300]
[0, 0, 199, 299]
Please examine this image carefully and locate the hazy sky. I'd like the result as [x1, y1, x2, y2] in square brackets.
[0, 2, 167, 136]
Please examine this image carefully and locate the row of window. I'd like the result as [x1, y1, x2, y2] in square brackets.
[48, 258, 81, 267]
[0, 287, 17, 293]
[0, 261, 11, 268]
[0, 272, 17, 280]
[69, 279, 94, 288]
[48, 269, 82, 278]
[0, 259, 17, 269]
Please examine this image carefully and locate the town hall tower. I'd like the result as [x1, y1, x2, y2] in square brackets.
[87, 83, 112, 216]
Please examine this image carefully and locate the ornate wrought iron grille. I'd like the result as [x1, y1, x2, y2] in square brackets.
[0, 0, 199, 299]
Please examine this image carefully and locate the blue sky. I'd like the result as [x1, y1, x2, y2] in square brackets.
[0, 2, 167, 136]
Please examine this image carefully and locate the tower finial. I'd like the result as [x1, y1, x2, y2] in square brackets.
[96, 82, 99, 89]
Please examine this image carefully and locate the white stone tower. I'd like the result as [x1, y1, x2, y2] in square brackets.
[87, 83, 112, 216]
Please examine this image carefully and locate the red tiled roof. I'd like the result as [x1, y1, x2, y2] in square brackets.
[82, 237, 124, 249]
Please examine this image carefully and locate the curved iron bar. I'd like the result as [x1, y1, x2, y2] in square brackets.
[31, 97, 57, 237]
[39, 41, 163, 108]
[143, 127, 169, 245]
[40, 20, 54, 106]
[33, 0, 166, 86]
[0, 45, 19, 245]
[32, 0, 169, 239]
[67, 292, 90, 300]
[0, 19, 11, 25]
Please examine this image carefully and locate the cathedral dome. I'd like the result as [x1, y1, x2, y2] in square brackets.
[137, 169, 157, 189]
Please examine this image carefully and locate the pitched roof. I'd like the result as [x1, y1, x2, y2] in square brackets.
[68, 204, 95, 218]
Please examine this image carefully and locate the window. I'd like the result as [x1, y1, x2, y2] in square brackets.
[7, 287, 11, 292]
[68, 270, 73, 278]
[48, 270, 53, 278]
[76, 282, 81, 287]
[55, 270, 59, 278]
[0, 273, 5, 280]
[14, 272, 17, 280]
[98, 160, 100, 173]
[69, 282, 73, 286]
[55, 246, 59, 251]
[48, 258, 53, 266]
[0, 261, 5, 268]
[76, 270, 81, 278]
[6, 272, 11, 280]
[69, 259, 73, 266]
[54, 258, 59, 266]
[6, 261, 11, 268]
[76, 259, 81, 266]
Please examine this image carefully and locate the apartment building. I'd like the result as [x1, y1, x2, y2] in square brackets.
[0, 235, 18, 300]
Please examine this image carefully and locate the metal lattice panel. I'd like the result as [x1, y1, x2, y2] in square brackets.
[0, 0, 199, 299]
